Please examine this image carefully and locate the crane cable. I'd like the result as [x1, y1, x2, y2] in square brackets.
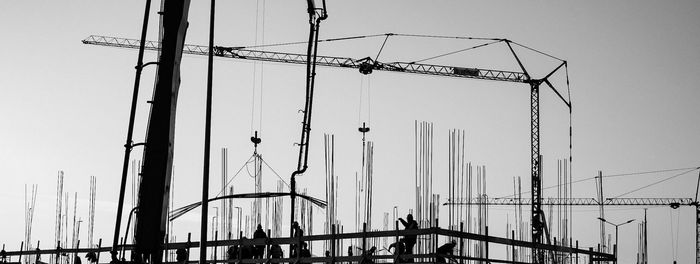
[226, 33, 390, 50]
[493, 166, 700, 199]
[374, 34, 391, 62]
[390, 33, 501, 41]
[227, 33, 501, 50]
[358, 75, 371, 128]
[612, 167, 700, 198]
[409, 39, 504, 64]
[669, 208, 680, 262]
[214, 154, 291, 199]
[250, 0, 267, 137]
[225, 32, 506, 64]
[358, 34, 390, 127]
[510, 40, 565, 62]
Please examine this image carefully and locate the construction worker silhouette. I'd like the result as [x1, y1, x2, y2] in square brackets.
[435, 240, 457, 263]
[175, 249, 188, 264]
[388, 238, 407, 263]
[299, 242, 311, 264]
[268, 243, 283, 264]
[359, 246, 376, 264]
[290, 221, 303, 258]
[398, 214, 418, 258]
[239, 237, 253, 260]
[226, 245, 238, 260]
[253, 224, 267, 259]
[85, 252, 98, 264]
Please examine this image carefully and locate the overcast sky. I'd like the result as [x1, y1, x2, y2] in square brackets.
[1, 1, 700, 263]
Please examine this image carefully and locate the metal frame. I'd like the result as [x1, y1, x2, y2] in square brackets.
[446, 197, 696, 206]
[81, 35, 528, 83]
[2, 227, 615, 263]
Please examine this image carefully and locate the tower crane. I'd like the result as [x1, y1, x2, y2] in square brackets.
[83, 33, 570, 263]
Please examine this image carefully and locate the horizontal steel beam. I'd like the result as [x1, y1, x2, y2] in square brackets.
[3, 227, 614, 261]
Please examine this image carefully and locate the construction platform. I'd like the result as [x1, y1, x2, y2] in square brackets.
[1, 226, 615, 264]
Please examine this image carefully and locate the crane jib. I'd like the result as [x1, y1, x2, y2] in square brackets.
[82, 35, 528, 83]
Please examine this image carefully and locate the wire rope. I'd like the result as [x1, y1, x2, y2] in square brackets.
[494, 166, 700, 199]
[669, 208, 676, 262]
[260, 157, 290, 188]
[391, 33, 501, 41]
[368, 76, 371, 127]
[374, 34, 391, 61]
[410, 39, 503, 64]
[675, 209, 680, 261]
[358, 74, 364, 127]
[224, 33, 389, 50]
[603, 167, 700, 179]
[214, 155, 255, 198]
[509, 41, 564, 62]
[612, 167, 700, 198]
[258, 0, 266, 135]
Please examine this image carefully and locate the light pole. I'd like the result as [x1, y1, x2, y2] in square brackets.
[597, 217, 634, 263]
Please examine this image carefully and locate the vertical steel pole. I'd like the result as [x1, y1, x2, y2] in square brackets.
[199, 0, 215, 263]
[111, 0, 151, 260]
[614, 226, 618, 264]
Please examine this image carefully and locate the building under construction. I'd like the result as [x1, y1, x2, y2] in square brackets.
[2, 1, 700, 264]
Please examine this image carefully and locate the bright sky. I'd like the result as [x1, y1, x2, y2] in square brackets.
[1, 1, 700, 263]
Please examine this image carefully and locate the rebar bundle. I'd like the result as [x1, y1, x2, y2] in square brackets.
[221, 148, 228, 240]
[24, 184, 37, 264]
[88, 176, 96, 249]
[272, 181, 284, 238]
[414, 120, 435, 258]
[324, 134, 342, 255]
[53, 171, 64, 264]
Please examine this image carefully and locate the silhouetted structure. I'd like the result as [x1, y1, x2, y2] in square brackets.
[239, 237, 253, 260]
[299, 242, 311, 264]
[226, 246, 238, 261]
[268, 244, 283, 264]
[398, 214, 418, 256]
[290, 222, 303, 258]
[131, 1, 192, 264]
[175, 249, 187, 264]
[85, 252, 97, 264]
[360, 246, 376, 264]
[388, 239, 406, 263]
[435, 240, 456, 263]
[253, 224, 267, 259]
